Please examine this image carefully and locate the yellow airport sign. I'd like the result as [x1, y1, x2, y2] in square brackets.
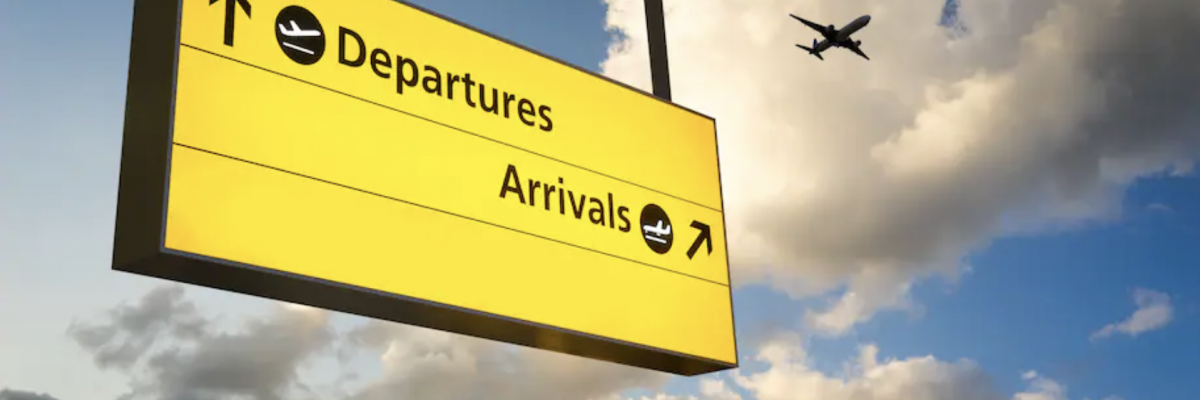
[114, 0, 735, 375]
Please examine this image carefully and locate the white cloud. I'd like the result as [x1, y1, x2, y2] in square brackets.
[1014, 371, 1068, 400]
[623, 379, 743, 400]
[724, 339, 1122, 400]
[599, 0, 1200, 335]
[732, 339, 1002, 400]
[1011, 371, 1124, 400]
[1091, 288, 1174, 340]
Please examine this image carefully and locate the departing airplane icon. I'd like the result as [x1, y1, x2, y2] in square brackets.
[278, 20, 320, 54]
[643, 220, 671, 244]
[279, 20, 321, 37]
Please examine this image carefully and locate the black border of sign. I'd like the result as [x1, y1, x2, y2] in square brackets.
[113, 0, 738, 377]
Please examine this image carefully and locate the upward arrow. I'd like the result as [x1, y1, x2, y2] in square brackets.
[686, 221, 713, 260]
[211, 0, 252, 47]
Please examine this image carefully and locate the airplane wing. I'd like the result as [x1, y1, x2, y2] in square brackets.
[846, 42, 870, 60]
[788, 14, 830, 35]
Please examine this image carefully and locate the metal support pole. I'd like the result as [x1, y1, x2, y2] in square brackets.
[644, 0, 672, 101]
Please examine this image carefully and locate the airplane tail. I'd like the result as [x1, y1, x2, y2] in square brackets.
[795, 40, 824, 60]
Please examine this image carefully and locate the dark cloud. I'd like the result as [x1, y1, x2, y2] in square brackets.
[68, 285, 207, 369]
[67, 286, 659, 400]
[134, 308, 335, 400]
[0, 389, 62, 400]
[1070, 0, 1200, 175]
[68, 286, 335, 400]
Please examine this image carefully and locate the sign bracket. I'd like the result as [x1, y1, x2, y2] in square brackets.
[644, 0, 672, 101]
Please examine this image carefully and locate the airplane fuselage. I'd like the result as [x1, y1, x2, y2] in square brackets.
[813, 39, 833, 52]
[836, 15, 871, 41]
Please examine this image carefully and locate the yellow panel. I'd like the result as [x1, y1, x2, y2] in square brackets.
[163, 145, 736, 363]
[151, 0, 736, 368]
[177, 0, 722, 210]
[171, 46, 730, 285]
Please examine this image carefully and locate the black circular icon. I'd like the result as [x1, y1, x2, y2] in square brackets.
[275, 6, 325, 65]
[640, 204, 673, 254]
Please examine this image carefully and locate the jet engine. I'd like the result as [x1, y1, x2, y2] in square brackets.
[827, 24, 836, 32]
[855, 40, 862, 46]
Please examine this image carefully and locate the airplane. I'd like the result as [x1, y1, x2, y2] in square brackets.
[789, 14, 871, 60]
[643, 220, 671, 244]
[279, 20, 321, 37]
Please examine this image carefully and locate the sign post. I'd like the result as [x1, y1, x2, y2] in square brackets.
[114, 0, 735, 376]
[644, 0, 672, 101]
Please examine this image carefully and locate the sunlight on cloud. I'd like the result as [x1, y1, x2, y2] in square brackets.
[600, 0, 1200, 335]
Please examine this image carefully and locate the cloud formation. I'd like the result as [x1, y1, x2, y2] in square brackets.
[67, 286, 668, 400]
[0, 389, 62, 400]
[68, 285, 337, 400]
[1091, 288, 1174, 340]
[600, 0, 1200, 334]
[65, 286, 1131, 400]
[715, 336, 1121, 400]
[734, 340, 1001, 400]
[67, 285, 208, 370]
[341, 320, 670, 400]
[1014, 371, 1124, 400]
[625, 379, 743, 400]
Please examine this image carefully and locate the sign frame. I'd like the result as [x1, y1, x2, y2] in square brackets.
[114, 0, 737, 376]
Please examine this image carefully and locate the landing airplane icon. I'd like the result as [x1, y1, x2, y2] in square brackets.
[643, 220, 671, 244]
[278, 20, 320, 54]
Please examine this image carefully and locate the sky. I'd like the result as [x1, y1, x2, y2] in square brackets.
[1, 0, 1198, 400]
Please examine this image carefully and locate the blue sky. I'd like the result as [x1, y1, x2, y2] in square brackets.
[861, 175, 1200, 398]
[1, 1, 1197, 400]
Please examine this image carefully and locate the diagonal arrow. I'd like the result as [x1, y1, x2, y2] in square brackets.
[686, 221, 712, 260]
[211, 0, 252, 47]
